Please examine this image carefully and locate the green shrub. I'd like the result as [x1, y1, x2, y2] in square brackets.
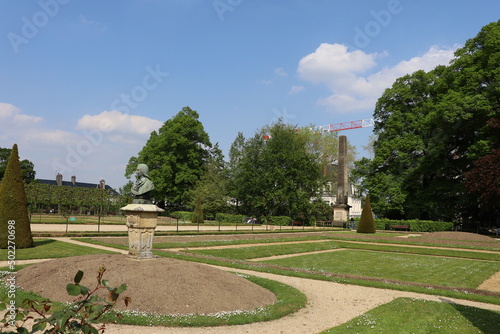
[357, 195, 376, 233]
[375, 219, 454, 232]
[269, 216, 292, 226]
[0, 144, 33, 249]
[215, 213, 245, 224]
[171, 211, 194, 222]
[192, 197, 204, 224]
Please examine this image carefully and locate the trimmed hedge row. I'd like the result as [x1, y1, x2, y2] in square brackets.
[215, 213, 246, 224]
[375, 218, 454, 232]
[170, 212, 453, 232]
[214, 214, 292, 225]
[269, 216, 293, 226]
[171, 211, 194, 221]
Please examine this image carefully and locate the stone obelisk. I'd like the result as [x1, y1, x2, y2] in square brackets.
[333, 135, 351, 226]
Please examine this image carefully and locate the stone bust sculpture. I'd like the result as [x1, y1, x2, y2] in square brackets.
[131, 163, 155, 204]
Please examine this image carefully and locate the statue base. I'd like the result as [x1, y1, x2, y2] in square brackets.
[333, 203, 351, 226]
[120, 203, 164, 259]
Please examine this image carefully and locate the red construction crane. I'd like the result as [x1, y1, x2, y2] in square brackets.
[316, 118, 374, 132]
[263, 118, 374, 140]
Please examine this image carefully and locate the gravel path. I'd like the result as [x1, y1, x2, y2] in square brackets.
[4, 231, 499, 333]
[105, 266, 500, 334]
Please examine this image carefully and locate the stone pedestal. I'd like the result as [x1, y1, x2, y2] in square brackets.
[120, 204, 164, 259]
[333, 203, 351, 226]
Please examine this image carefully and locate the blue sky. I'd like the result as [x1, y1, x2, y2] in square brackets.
[0, 0, 498, 189]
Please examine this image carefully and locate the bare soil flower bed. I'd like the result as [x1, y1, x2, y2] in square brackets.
[15, 254, 276, 315]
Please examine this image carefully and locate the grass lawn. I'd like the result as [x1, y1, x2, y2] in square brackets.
[0, 239, 117, 262]
[321, 297, 500, 334]
[185, 241, 341, 259]
[261, 250, 500, 288]
[0, 234, 498, 332]
[30, 214, 125, 224]
[184, 239, 500, 261]
[152, 235, 333, 249]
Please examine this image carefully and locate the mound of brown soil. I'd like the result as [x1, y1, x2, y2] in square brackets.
[15, 254, 276, 315]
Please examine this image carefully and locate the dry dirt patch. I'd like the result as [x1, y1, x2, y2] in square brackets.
[15, 254, 276, 315]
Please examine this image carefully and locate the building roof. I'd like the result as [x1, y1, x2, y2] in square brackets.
[35, 178, 119, 195]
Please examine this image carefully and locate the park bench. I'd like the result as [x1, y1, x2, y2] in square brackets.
[318, 221, 347, 228]
[392, 225, 410, 231]
[332, 221, 346, 228]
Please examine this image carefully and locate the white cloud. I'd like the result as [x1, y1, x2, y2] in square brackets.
[76, 110, 162, 137]
[288, 85, 305, 95]
[274, 67, 288, 77]
[0, 102, 43, 128]
[0, 103, 78, 145]
[0, 104, 161, 189]
[297, 43, 457, 113]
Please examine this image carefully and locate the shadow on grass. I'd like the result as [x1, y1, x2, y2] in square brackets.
[440, 297, 500, 333]
[33, 239, 57, 247]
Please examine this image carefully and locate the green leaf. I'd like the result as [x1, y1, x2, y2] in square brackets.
[0, 302, 6, 311]
[79, 285, 90, 296]
[16, 327, 29, 334]
[108, 289, 119, 302]
[74, 270, 84, 284]
[82, 324, 92, 334]
[92, 304, 105, 314]
[50, 310, 64, 320]
[56, 313, 71, 330]
[115, 283, 127, 294]
[101, 279, 109, 287]
[31, 322, 47, 332]
[88, 295, 99, 303]
[66, 283, 81, 296]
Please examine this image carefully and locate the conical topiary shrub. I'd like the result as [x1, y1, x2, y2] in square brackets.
[0, 144, 34, 248]
[191, 195, 204, 224]
[357, 194, 376, 234]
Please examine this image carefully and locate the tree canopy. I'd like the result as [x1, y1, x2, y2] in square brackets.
[229, 122, 324, 220]
[125, 106, 212, 210]
[354, 20, 500, 224]
[0, 147, 36, 184]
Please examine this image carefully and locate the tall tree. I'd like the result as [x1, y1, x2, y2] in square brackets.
[297, 126, 356, 199]
[232, 122, 322, 219]
[126, 107, 212, 210]
[354, 20, 500, 223]
[0, 144, 33, 249]
[227, 132, 246, 212]
[0, 147, 36, 184]
[189, 143, 229, 218]
[464, 118, 500, 219]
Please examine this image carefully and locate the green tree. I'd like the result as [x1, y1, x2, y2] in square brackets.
[232, 122, 322, 220]
[357, 195, 376, 234]
[298, 127, 356, 201]
[0, 147, 36, 184]
[227, 132, 246, 212]
[464, 118, 500, 219]
[190, 144, 229, 218]
[355, 20, 500, 223]
[0, 144, 33, 248]
[126, 107, 212, 210]
[191, 194, 204, 224]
